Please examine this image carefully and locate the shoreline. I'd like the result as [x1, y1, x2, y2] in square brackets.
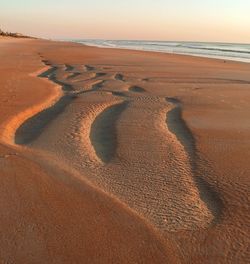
[0, 37, 249, 263]
[68, 39, 250, 64]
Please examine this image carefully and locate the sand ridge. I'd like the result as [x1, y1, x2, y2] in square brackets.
[0, 38, 180, 263]
[16, 60, 219, 232]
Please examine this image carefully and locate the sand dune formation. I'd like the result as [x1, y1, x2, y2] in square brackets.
[0, 37, 249, 263]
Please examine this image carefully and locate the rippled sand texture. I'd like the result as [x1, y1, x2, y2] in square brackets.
[1, 38, 250, 263]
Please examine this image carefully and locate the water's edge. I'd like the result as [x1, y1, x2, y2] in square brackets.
[65, 39, 250, 64]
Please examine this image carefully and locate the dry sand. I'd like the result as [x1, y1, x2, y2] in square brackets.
[0, 37, 249, 263]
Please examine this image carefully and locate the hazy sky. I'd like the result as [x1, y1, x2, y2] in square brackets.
[1, 0, 250, 43]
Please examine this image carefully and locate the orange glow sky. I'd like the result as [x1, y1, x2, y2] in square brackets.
[1, 0, 250, 43]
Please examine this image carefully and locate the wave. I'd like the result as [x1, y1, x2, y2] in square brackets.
[180, 44, 250, 55]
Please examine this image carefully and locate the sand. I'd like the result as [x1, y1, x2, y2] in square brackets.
[0, 37, 249, 263]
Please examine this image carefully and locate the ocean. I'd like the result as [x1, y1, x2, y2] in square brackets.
[71, 39, 250, 63]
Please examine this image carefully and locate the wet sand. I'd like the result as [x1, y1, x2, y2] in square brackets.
[0, 36, 250, 263]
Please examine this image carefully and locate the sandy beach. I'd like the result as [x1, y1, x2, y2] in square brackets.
[0, 36, 249, 263]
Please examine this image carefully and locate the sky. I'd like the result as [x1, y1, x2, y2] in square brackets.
[1, 0, 250, 43]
